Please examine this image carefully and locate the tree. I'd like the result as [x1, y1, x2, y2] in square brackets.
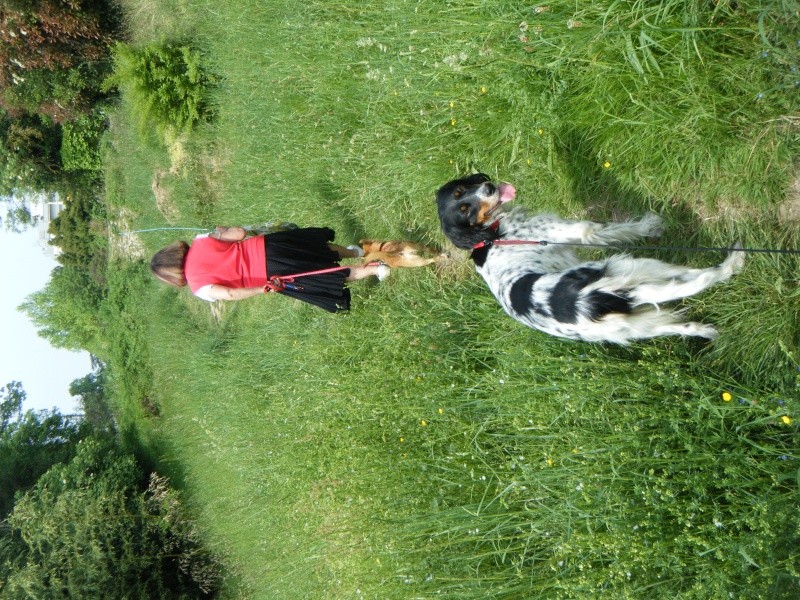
[47, 187, 105, 273]
[0, 109, 62, 196]
[19, 264, 105, 352]
[68, 365, 114, 433]
[0, 0, 121, 120]
[0, 381, 87, 519]
[3, 439, 221, 598]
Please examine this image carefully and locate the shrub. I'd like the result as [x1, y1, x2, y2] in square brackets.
[4, 439, 221, 599]
[60, 112, 107, 171]
[105, 42, 213, 137]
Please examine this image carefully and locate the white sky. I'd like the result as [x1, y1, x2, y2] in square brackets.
[0, 227, 91, 414]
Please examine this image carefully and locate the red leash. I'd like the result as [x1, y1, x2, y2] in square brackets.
[265, 261, 384, 292]
[472, 219, 800, 254]
[473, 239, 548, 250]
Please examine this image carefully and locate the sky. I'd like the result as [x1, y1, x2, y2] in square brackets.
[0, 227, 91, 414]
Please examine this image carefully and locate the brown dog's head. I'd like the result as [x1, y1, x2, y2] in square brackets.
[358, 239, 385, 254]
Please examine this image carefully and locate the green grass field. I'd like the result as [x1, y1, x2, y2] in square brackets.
[104, 1, 799, 598]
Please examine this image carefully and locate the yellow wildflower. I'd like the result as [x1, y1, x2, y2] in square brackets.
[721, 391, 732, 402]
[603, 161, 612, 169]
[450, 118, 457, 126]
[546, 457, 554, 466]
[480, 86, 487, 94]
[781, 415, 792, 425]
[421, 420, 428, 427]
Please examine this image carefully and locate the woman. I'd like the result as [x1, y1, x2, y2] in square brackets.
[150, 225, 388, 312]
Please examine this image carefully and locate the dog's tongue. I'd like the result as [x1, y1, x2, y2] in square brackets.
[498, 183, 516, 203]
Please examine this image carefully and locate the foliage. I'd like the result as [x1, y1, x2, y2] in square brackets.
[47, 184, 107, 277]
[18, 264, 106, 352]
[0, 0, 120, 119]
[69, 364, 116, 433]
[0, 110, 62, 192]
[3, 438, 221, 599]
[1, 62, 111, 123]
[0, 196, 32, 232]
[0, 381, 88, 519]
[60, 111, 107, 172]
[99, 260, 156, 417]
[105, 42, 213, 138]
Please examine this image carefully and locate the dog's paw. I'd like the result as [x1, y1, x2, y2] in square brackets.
[638, 213, 664, 237]
[376, 265, 391, 281]
[692, 323, 719, 340]
[722, 242, 745, 275]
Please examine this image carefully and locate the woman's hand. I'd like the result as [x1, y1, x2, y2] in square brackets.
[210, 226, 247, 241]
[206, 284, 268, 301]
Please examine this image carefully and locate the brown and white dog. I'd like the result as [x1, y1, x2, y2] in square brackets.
[359, 239, 448, 268]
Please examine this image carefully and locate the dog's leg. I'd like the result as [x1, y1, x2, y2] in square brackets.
[625, 246, 744, 305]
[649, 321, 719, 340]
[601, 312, 719, 342]
[364, 253, 446, 268]
[523, 213, 663, 246]
[581, 213, 664, 245]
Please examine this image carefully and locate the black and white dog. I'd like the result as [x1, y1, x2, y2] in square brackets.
[436, 173, 744, 344]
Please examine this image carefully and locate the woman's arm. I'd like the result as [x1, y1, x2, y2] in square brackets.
[209, 226, 247, 241]
[204, 284, 267, 301]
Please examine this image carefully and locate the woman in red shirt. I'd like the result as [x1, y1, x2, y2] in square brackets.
[150, 226, 387, 312]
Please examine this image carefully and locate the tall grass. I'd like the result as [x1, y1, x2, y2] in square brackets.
[105, 0, 799, 598]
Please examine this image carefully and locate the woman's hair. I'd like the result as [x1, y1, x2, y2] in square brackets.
[150, 241, 190, 287]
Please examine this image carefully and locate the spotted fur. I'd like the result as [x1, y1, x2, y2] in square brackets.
[436, 173, 744, 344]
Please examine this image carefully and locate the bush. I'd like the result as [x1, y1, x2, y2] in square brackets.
[105, 42, 213, 137]
[60, 112, 107, 171]
[3, 439, 221, 599]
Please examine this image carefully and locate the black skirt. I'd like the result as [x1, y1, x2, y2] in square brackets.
[265, 227, 351, 313]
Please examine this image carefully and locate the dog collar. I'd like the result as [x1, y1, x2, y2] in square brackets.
[470, 219, 502, 251]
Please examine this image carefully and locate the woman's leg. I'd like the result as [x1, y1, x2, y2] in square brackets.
[345, 264, 389, 281]
[329, 243, 361, 259]
[327, 242, 387, 280]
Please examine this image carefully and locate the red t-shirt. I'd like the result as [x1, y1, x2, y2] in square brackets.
[184, 235, 268, 293]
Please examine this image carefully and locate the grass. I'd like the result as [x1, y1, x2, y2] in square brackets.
[102, 0, 799, 597]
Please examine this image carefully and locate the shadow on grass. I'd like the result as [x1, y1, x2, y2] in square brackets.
[314, 176, 369, 243]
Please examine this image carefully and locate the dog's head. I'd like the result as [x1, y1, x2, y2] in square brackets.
[436, 173, 516, 250]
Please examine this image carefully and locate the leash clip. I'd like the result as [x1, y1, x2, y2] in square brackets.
[472, 240, 494, 250]
[265, 277, 287, 292]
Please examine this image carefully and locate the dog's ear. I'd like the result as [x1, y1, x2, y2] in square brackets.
[436, 173, 491, 198]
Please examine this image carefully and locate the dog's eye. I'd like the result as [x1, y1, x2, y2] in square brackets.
[459, 204, 469, 213]
[453, 186, 466, 199]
